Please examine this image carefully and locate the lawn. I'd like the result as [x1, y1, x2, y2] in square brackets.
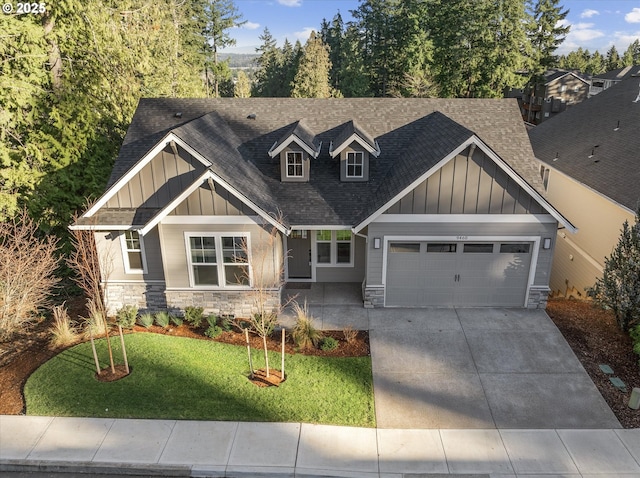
[24, 334, 375, 427]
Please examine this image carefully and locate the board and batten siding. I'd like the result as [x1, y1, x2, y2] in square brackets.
[106, 145, 205, 209]
[170, 182, 254, 216]
[385, 147, 545, 215]
[159, 222, 282, 289]
[366, 220, 557, 286]
[94, 228, 165, 282]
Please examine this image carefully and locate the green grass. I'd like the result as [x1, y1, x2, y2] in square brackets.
[24, 334, 375, 427]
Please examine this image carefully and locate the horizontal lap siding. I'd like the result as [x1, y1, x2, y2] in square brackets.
[159, 222, 281, 289]
[315, 235, 366, 282]
[95, 227, 164, 281]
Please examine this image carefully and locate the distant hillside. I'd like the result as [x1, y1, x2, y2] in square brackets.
[219, 53, 259, 69]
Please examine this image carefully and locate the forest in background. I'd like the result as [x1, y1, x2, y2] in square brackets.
[2, 0, 640, 243]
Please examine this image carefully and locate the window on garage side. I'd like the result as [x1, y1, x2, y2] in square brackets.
[463, 243, 494, 253]
[500, 243, 531, 253]
[426, 243, 457, 253]
[316, 230, 353, 265]
[390, 243, 420, 253]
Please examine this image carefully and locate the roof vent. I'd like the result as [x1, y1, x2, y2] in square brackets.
[247, 113, 256, 120]
[553, 152, 559, 161]
[174, 112, 183, 118]
[614, 120, 620, 131]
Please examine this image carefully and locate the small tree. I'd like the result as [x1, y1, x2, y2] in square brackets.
[241, 214, 291, 378]
[589, 207, 640, 331]
[67, 211, 117, 373]
[0, 210, 59, 340]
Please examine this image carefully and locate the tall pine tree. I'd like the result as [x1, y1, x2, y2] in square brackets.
[291, 32, 335, 98]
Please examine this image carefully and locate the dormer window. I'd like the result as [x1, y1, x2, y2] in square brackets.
[286, 151, 304, 178]
[346, 152, 364, 178]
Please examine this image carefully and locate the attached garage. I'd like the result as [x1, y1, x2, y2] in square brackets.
[385, 239, 535, 307]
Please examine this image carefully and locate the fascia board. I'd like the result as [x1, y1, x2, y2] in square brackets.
[353, 137, 476, 233]
[329, 133, 379, 158]
[268, 136, 318, 158]
[84, 132, 211, 218]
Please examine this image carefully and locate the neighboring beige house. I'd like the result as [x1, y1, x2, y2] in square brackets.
[529, 74, 640, 298]
[516, 69, 590, 125]
[72, 98, 573, 316]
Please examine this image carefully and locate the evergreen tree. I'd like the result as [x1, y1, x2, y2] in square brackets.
[558, 47, 591, 72]
[338, 24, 372, 97]
[589, 208, 640, 332]
[606, 45, 622, 72]
[252, 28, 285, 96]
[622, 40, 640, 66]
[291, 32, 335, 98]
[526, 0, 570, 73]
[320, 12, 345, 93]
[234, 71, 252, 97]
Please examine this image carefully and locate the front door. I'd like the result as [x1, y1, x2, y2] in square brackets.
[287, 231, 311, 279]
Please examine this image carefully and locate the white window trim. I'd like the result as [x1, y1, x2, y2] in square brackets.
[346, 151, 364, 178]
[184, 232, 252, 289]
[285, 151, 304, 178]
[120, 230, 147, 274]
[313, 230, 354, 267]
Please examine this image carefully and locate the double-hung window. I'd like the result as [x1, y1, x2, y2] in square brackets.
[187, 234, 250, 287]
[316, 230, 353, 265]
[286, 151, 303, 178]
[121, 230, 146, 274]
[346, 151, 364, 178]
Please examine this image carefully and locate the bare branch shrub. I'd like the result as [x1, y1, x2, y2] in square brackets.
[292, 300, 323, 350]
[342, 325, 357, 345]
[0, 209, 60, 340]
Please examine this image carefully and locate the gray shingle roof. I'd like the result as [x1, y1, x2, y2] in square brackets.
[331, 119, 377, 153]
[269, 118, 320, 155]
[529, 74, 640, 211]
[592, 65, 640, 81]
[102, 98, 543, 227]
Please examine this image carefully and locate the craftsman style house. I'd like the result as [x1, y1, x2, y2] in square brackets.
[73, 98, 573, 315]
[529, 73, 640, 298]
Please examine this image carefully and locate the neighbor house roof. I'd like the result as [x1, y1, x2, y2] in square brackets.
[529, 74, 640, 211]
[84, 98, 559, 229]
[543, 69, 590, 85]
[592, 65, 640, 81]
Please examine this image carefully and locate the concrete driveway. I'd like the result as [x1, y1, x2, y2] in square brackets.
[369, 307, 621, 429]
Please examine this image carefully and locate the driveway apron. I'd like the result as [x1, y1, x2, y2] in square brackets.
[368, 307, 621, 429]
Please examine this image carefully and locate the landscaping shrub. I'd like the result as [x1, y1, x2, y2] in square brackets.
[343, 326, 357, 344]
[184, 306, 204, 328]
[320, 336, 339, 352]
[83, 300, 107, 339]
[138, 313, 154, 328]
[204, 325, 223, 338]
[206, 313, 218, 327]
[170, 315, 183, 327]
[49, 304, 79, 348]
[116, 305, 138, 329]
[292, 301, 323, 350]
[155, 311, 170, 328]
[219, 315, 233, 331]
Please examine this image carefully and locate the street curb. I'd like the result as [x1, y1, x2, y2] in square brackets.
[0, 459, 192, 476]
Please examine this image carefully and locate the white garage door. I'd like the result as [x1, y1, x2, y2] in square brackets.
[385, 241, 533, 307]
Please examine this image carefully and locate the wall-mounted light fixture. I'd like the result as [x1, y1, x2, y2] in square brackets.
[543, 238, 551, 249]
[373, 237, 381, 249]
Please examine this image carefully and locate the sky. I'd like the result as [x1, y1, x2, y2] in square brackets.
[222, 0, 640, 56]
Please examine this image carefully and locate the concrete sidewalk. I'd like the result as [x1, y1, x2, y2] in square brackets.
[1, 416, 640, 477]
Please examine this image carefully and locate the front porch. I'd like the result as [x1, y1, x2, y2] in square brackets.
[279, 282, 367, 330]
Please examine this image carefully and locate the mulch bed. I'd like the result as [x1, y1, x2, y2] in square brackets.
[1, 298, 638, 427]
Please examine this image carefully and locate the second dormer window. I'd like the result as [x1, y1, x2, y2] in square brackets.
[286, 151, 303, 177]
[346, 152, 364, 178]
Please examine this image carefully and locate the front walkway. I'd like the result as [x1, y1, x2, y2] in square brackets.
[2, 416, 640, 477]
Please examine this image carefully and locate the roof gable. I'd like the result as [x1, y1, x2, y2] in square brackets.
[81, 98, 570, 230]
[329, 120, 380, 158]
[268, 119, 321, 158]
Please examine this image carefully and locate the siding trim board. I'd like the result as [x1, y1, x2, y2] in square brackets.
[380, 235, 541, 307]
[375, 214, 556, 224]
